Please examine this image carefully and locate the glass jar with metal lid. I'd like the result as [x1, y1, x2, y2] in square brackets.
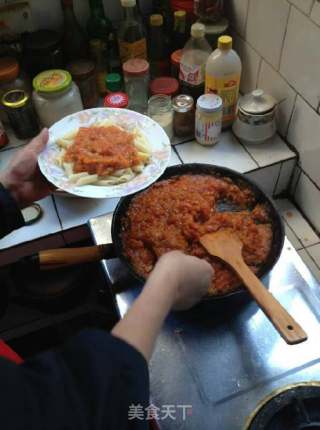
[123, 59, 149, 113]
[173, 94, 195, 138]
[148, 95, 174, 141]
[195, 93, 222, 146]
[2, 89, 39, 139]
[0, 57, 30, 123]
[32, 69, 83, 127]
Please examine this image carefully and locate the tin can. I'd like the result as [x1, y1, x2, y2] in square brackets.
[2, 89, 39, 139]
[195, 93, 222, 146]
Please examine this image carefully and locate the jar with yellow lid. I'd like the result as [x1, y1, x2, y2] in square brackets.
[0, 57, 30, 123]
[32, 69, 83, 127]
[2, 89, 39, 139]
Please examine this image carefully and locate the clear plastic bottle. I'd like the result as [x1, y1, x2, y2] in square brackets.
[205, 35, 242, 129]
[179, 23, 212, 101]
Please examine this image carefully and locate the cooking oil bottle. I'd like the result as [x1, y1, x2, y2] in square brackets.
[205, 35, 241, 129]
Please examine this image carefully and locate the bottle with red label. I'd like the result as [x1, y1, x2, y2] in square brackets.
[179, 23, 211, 101]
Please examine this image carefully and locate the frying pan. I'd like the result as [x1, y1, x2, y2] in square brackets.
[25, 164, 285, 303]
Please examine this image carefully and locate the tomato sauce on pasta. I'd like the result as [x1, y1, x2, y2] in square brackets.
[121, 175, 273, 296]
[64, 126, 144, 176]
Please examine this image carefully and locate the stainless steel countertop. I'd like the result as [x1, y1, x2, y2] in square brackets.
[89, 213, 320, 430]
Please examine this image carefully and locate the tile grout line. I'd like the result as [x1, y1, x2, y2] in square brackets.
[255, 57, 263, 89]
[289, 196, 320, 237]
[232, 134, 260, 168]
[173, 146, 184, 164]
[278, 3, 292, 71]
[233, 29, 320, 115]
[284, 218, 304, 250]
[304, 246, 320, 271]
[285, 93, 298, 138]
[272, 162, 283, 196]
[296, 164, 320, 193]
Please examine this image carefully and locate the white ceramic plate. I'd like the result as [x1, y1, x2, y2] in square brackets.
[38, 108, 171, 199]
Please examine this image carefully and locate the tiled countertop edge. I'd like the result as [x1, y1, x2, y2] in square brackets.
[0, 130, 297, 250]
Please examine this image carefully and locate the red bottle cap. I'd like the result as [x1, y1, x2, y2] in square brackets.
[123, 59, 149, 76]
[170, 50, 183, 67]
[150, 77, 180, 96]
[104, 92, 129, 108]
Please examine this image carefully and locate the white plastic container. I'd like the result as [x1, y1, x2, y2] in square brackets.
[195, 93, 223, 146]
[32, 69, 83, 127]
[205, 35, 241, 129]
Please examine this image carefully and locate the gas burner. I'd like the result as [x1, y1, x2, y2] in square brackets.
[245, 382, 320, 430]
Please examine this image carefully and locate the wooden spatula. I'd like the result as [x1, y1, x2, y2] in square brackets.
[200, 231, 307, 345]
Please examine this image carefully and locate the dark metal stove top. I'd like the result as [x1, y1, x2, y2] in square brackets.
[89, 213, 320, 430]
[0, 244, 117, 357]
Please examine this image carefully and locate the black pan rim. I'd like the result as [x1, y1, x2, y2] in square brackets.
[111, 163, 285, 303]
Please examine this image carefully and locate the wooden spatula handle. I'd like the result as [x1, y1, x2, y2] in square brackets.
[234, 260, 307, 345]
[38, 244, 115, 270]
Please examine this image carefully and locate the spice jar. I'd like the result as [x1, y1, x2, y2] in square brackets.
[32, 70, 83, 127]
[195, 93, 222, 146]
[67, 60, 98, 108]
[150, 77, 179, 97]
[2, 90, 39, 139]
[171, 49, 182, 80]
[104, 92, 129, 109]
[123, 59, 149, 113]
[148, 95, 174, 141]
[173, 94, 195, 138]
[0, 57, 30, 123]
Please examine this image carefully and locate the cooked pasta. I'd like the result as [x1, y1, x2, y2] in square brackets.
[56, 121, 151, 186]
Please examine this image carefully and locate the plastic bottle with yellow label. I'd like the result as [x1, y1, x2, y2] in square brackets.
[205, 35, 242, 129]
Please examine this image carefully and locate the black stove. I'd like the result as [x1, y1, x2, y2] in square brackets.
[0, 241, 118, 358]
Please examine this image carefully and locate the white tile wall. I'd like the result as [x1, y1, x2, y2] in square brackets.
[275, 159, 297, 195]
[295, 172, 320, 232]
[229, 0, 320, 231]
[288, 0, 315, 15]
[233, 35, 261, 94]
[288, 96, 320, 188]
[290, 165, 302, 196]
[298, 249, 320, 282]
[246, 0, 290, 69]
[280, 7, 320, 110]
[225, 0, 249, 37]
[310, 1, 320, 26]
[285, 221, 303, 250]
[257, 61, 297, 137]
[240, 134, 296, 168]
[306, 243, 320, 268]
[275, 198, 320, 247]
[175, 132, 257, 172]
[246, 164, 281, 196]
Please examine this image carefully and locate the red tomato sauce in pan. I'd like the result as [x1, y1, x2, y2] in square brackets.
[121, 175, 273, 296]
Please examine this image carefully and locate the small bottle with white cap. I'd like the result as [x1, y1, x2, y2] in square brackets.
[205, 35, 242, 129]
[179, 23, 212, 101]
